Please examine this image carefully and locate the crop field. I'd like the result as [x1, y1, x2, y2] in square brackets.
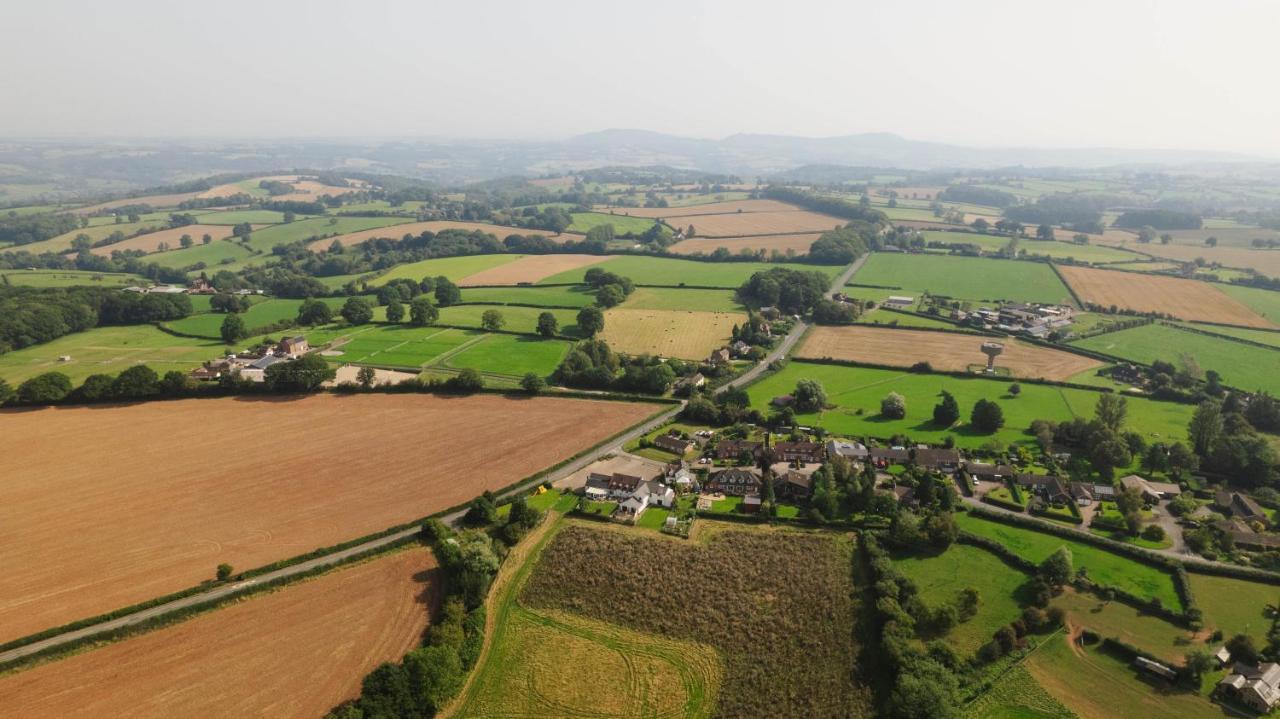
[434, 304, 583, 336]
[918, 231, 1142, 264]
[673, 210, 844, 237]
[0, 548, 437, 718]
[72, 191, 204, 215]
[1057, 265, 1274, 328]
[459, 284, 597, 307]
[242, 215, 411, 254]
[567, 211, 658, 235]
[87, 224, 246, 256]
[853, 253, 1076, 305]
[191, 209, 296, 225]
[318, 325, 476, 367]
[955, 513, 1183, 609]
[964, 666, 1076, 719]
[457, 253, 607, 285]
[145, 237, 257, 269]
[0, 324, 227, 384]
[5, 219, 169, 254]
[667, 232, 822, 257]
[1072, 322, 1280, 395]
[1050, 589, 1195, 663]
[539, 255, 834, 287]
[442, 333, 572, 378]
[598, 308, 745, 359]
[1186, 573, 1280, 645]
[747, 361, 1193, 448]
[621, 286, 744, 312]
[0, 269, 144, 287]
[1122, 242, 1280, 280]
[307, 220, 585, 251]
[799, 325, 1103, 380]
[519, 523, 873, 718]
[1219, 283, 1280, 324]
[1026, 632, 1220, 718]
[597, 199, 801, 218]
[369, 253, 522, 286]
[0, 393, 656, 640]
[894, 544, 1028, 657]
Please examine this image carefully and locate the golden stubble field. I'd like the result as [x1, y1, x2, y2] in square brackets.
[598, 308, 746, 359]
[1057, 265, 1275, 328]
[458, 253, 605, 285]
[86, 223, 253, 256]
[668, 233, 821, 257]
[798, 325, 1103, 380]
[0, 548, 438, 719]
[0, 393, 655, 641]
[308, 221, 587, 252]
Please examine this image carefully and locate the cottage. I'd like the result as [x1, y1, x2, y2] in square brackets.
[653, 433, 695, 456]
[1068, 482, 1094, 506]
[715, 439, 762, 461]
[1119, 474, 1181, 503]
[965, 463, 1014, 481]
[706, 467, 763, 496]
[914, 448, 961, 472]
[892, 485, 917, 506]
[674, 372, 706, 391]
[708, 348, 731, 365]
[869, 447, 910, 467]
[1218, 662, 1280, 712]
[278, 336, 309, 358]
[730, 340, 752, 357]
[665, 462, 694, 489]
[772, 441, 823, 464]
[826, 439, 869, 460]
[1215, 491, 1268, 524]
[615, 480, 675, 521]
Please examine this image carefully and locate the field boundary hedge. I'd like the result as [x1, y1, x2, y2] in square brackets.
[1048, 262, 1086, 308]
[1159, 320, 1280, 352]
[788, 356, 1121, 394]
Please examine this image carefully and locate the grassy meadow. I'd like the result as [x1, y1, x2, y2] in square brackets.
[852, 252, 1076, 305]
[538, 255, 837, 287]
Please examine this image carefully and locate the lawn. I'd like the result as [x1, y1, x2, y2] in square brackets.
[538, 255, 838, 288]
[0, 324, 224, 385]
[568, 211, 659, 235]
[369, 254, 521, 286]
[0, 269, 146, 287]
[1072, 322, 1280, 395]
[1187, 572, 1280, 646]
[747, 361, 1193, 449]
[955, 512, 1183, 610]
[851, 252, 1077, 305]
[894, 544, 1029, 657]
[458, 284, 596, 307]
[919, 231, 1142, 264]
[621, 286, 746, 312]
[442, 333, 571, 378]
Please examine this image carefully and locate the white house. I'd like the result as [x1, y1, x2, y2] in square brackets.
[616, 480, 675, 521]
[884, 295, 915, 309]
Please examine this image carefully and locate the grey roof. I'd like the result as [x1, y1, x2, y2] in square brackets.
[249, 355, 285, 370]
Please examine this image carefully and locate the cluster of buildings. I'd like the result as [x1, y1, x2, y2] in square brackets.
[957, 302, 1075, 338]
[124, 276, 254, 296]
[189, 336, 309, 383]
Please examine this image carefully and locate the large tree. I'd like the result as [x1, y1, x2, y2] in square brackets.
[970, 399, 1005, 433]
[220, 313, 247, 344]
[792, 379, 827, 412]
[409, 296, 438, 326]
[576, 306, 605, 337]
[341, 297, 374, 325]
[933, 390, 960, 426]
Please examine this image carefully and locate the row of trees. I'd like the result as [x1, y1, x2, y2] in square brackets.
[1, 286, 192, 354]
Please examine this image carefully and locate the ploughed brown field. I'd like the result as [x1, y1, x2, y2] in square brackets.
[308, 221, 586, 252]
[1057, 265, 1275, 328]
[0, 548, 437, 718]
[0, 393, 654, 641]
[85, 224, 253, 256]
[597, 199, 802, 218]
[798, 325, 1104, 380]
[458, 253, 605, 285]
[667, 233, 821, 257]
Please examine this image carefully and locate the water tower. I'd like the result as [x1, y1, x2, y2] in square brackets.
[980, 342, 1005, 373]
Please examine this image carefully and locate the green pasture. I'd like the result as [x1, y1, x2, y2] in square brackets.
[243, 216, 412, 253]
[164, 297, 347, 339]
[443, 333, 571, 378]
[431, 304, 582, 336]
[919, 231, 1141, 264]
[459, 285, 597, 308]
[191, 209, 299, 225]
[568, 212, 659, 235]
[539, 255, 836, 288]
[0, 324, 223, 384]
[1219, 283, 1280, 324]
[369, 254, 521, 286]
[0, 269, 146, 288]
[318, 325, 475, 368]
[1187, 572, 1280, 646]
[852, 253, 1076, 305]
[147, 238, 258, 269]
[1176, 322, 1280, 349]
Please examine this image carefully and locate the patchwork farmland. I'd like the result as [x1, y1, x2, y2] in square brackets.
[0, 394, 655, 640]
[1057, 264, 1275, 328]
[307, 220, 586, 251]
[0, 548, 437, 718]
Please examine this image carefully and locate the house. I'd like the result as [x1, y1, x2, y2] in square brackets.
[278, 336, 309, 357]
[884, 295, 915, 309]
[607, 473, 645, 498]
[758, 306, 781, 320]
[1035, 476, 1072, 505]
[715, 439, 762, 461]
[730, 340, 752, 357]
[1217, 662, 1280, 712]
[189, 360, 231, 381]
[914, 448, 961, 472]
[966, 463, 1014, 481]
[674, 372, 705, 391]
[826, 439, 869, 460]
[705, 467, 762, 496]
[188, 276, 216, 294]
[1069, 482, 1094, 506]
[1214, 520, 1280, 551]
[1119, 474, 1181, 503]
[708, 348, 731, 365]
[616, 480, 675, 521]
[772, 441, 823, 464]
[653, 433, 695, 456]
[1134, 656, 1178, 682]
[239, 354, 286, 383]
[774, 470, 813, 501]
[869, 447, 910, 467]
[1215, 491, 1268, 524]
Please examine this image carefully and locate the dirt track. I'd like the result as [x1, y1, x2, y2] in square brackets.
[0, 393, 653, 641]
[0, 549, 437, 718]
[798, 325, 1103, 380]
[1057, 265, 1274, 328]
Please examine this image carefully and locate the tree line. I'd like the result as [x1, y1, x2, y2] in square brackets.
[0, 286, 191, 354]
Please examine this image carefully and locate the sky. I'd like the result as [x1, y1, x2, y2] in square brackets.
[4, 0, 1279, 155]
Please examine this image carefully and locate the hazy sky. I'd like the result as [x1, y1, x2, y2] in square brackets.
[4, 0, 1278, 154]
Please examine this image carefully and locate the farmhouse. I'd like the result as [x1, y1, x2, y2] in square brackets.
[1119, 474, 1181, 502]
[772, 441, 823, 464]
[705, 467, 762, 496]
[278, 336, 309, 357]
[674, 372, 706, 392]
[708, 348, 731, 365]
[715, 439, 762, 461]
[1217, 662, 1280, 712]
[1215, 491, 1268, 524]
[653, 433, 695, 455]
[826, 439, 869, 460]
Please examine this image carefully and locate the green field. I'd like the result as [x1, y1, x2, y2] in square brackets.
[0, 269, 146, 287]
[1177, 322, 1280, 349]
[894, 544, 1029, 657]
[189, 209, 298, 225]
[955, 513, 1183, 610]
[1051, 589, 1196, 663]
[919, 231, 1141, 264]
[369, 254, 522, 286]
[147, 238, 259, 269]
[459, 285, 596, 307]
[747, 361, 1192, 448]
[164, 297, 348, 338]
[539, 255, 837, 288]
[568, 212, 659, 235]
[1187, 572, 1280, 646]
[317, 325, 475, 367]
[852, 253, 1076, 305]
[1072, 322, 1280, 395]
[0, 324, 223, 384]
[621, 286, 745, 312]
[243, 215, 412, 253]
[1219, 283, 1280, 324]
[964, 665, 1076, 719]
[424, 304, 582, 337]
[443, 333, 571, 378]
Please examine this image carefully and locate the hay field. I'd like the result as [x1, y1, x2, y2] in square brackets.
[459, 254, 606, 285]
[5, 219, 169, 254]
[676, 210, 843, 237]
[308, 221, 586, 251]
[598, 308, 745, 359]
[798, 325, 1103, 380]
[73, 192, 204, 215]
[0, 549, 436, 718]
[668, 233, 821, 257]
[0, 394, 654, 641]
[1122, 242, 1280, 279]
[1057, 265, 1275, 328]
[86, 224, 248, 256]
[598, 199, 800, 218]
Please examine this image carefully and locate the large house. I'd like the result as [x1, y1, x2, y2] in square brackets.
[715, 439, 762, 461]
[584, 472, 647, 500]
[774, 470, 813, 501]
[653, 433, 695, 456]
[772, 441, 823, 464]
[278, 336, 309, 358]
[869, 447, 910, 467]
[705, 467, 763, 496]
[617, 480, 676, 520]
[826, 439, 869, 460]
[1218, 662, 1280, 712]
[1119, 474, 1181, 503]
[1215, 491, 1268, 524]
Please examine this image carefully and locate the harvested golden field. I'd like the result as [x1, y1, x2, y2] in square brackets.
[0, 548, 437, 719]
[267, 177, 367, 203]
[1057, 265, 1274, 328]
[86, 223, 250, 256]
[598, 199, 802, 218]
[678, 210, 843, 238]
[798, 325, 1103, 380]
[74, 192, 204, 215]
[1118, 242, 1280, 279]
[195, 182, 253, 200]
[458, 253, 605, 285]
[0, 393, 654, 641]
[598, 308, 745, 359]
[308, 220, 585, 252]
[668, 233, 821, 257]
